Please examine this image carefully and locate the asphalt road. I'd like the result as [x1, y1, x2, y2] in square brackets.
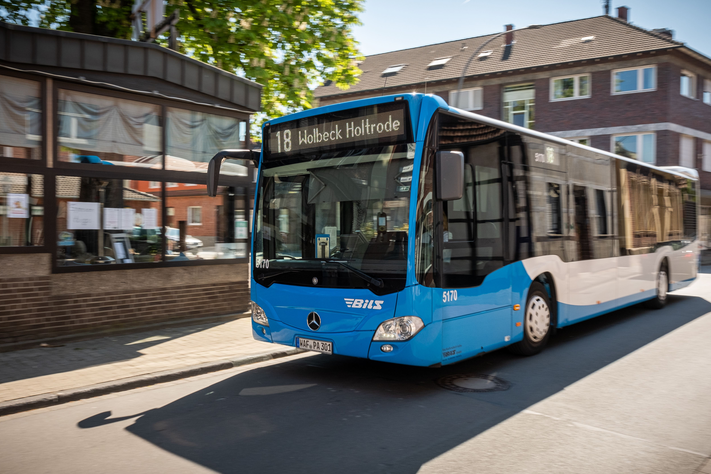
[1, 271, 710, 474]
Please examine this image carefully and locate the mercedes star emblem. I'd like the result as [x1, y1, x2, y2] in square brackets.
[312, 277, 318, 285]
[307, 312, 321, 331]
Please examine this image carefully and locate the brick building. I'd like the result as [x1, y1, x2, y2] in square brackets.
[314, 9, 711, 246]
[0, 21, 260, 346]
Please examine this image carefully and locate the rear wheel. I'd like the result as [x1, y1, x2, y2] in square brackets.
[644, 262, 668, 309]
[509, 281, 553, 356]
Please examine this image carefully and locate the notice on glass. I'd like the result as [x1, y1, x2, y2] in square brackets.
[121, 208, 136, 230]
[104, 208, 120, 230]
[68, 202, 100, 230]
[235, 220, 248, 239]
[142, 208, 158, 229]
[7, 194, 29, 219]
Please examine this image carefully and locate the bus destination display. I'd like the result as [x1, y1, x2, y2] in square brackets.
[266, 102, 409, 158]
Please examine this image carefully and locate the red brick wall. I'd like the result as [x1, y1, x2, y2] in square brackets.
[0, 275, 249, 344]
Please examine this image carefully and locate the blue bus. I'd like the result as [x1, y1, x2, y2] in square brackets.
[208, 93, 699, 367]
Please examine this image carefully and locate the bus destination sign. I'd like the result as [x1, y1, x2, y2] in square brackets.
[265, 102, 409, 159]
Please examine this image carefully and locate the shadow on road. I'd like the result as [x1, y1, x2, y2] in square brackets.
[81, 295, 710, 474]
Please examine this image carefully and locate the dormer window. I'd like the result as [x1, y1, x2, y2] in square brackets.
[427, 57, 451, 69]
[382, 65, 405, 76]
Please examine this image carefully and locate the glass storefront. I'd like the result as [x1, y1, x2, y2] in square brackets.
[0, 172, 44, 246]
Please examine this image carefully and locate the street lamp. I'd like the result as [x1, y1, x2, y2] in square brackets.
[454, 24, 541, 108]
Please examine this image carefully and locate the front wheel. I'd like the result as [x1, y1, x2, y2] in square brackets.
[509, 281, 553, 356]
[644, 263, 668, 309]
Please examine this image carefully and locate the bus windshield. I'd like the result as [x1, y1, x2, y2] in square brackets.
[254, 144, 414, 294]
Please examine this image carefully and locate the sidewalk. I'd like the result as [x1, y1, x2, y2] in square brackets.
[0, 316, 303, 416]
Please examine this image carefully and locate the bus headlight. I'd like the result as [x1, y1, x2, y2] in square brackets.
[373, 316, 424, 342]
[251, 301, 269, 326]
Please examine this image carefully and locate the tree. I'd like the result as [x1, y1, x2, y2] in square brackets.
[1, 0, 364, 123]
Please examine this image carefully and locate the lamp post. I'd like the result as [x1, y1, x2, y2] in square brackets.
[454, 25, 540, 108]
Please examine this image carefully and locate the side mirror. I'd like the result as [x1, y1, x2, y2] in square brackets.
[207, 149, 261, 197]
[436, 150, 464, 201]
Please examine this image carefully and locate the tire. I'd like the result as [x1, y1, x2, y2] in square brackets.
[644, 262, 669, 309]
[509, 281, 553, 356]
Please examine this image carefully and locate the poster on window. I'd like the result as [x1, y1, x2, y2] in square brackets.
[235, 220, 248, 239]
[7, 194, 29, 218]
[104, 208, 120, 230]
[68, 202, 100, 230]
[120, 208, 136, 230]
[142, 208, 158, 229]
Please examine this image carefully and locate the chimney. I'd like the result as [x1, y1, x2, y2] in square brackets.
[651, 28, 674, 40]
[617, 6, 629, 22]
[505, 24, 514, 46]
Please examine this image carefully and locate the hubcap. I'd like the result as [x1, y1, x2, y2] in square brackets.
[658, 271, 668, 301]
[526, 296, 550, 342]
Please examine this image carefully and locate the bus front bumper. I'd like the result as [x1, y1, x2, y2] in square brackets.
[252, 319, 442, 367]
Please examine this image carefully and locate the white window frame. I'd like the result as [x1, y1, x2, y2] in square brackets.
[58, 111, 92, 145]
[450, 87, 483, 111]
[568, 137, 591, 146]
[703, 140, 711, 172]
[167, 182, 178, 187]
[680, 70, 697, 99]
[611, 66, 656, 95]
[703, 79, 711, 106]
[149, 181, 160, 189]
[550, 74, 591, 101]
[611, 132, 656, 164]
[679, 135, 695, 168]
[187, 206, 202, 226]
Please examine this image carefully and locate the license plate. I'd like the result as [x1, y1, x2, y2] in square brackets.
[297, 337, 333, 355]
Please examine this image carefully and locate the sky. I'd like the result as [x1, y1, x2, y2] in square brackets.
[351, 0, 711, 59]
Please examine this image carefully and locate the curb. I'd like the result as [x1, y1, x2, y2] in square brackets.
[0, 348, 305, 417]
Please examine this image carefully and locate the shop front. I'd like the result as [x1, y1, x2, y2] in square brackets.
[0, 21, 261, 346]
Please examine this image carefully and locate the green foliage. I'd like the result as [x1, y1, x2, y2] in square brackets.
[1, 0, 364, 124]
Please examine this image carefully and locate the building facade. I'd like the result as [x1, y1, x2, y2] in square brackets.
[314, 10, 711, 247]
[0, 21, 260, 346]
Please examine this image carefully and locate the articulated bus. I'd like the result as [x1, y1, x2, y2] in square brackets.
[208, 93, 699, 367]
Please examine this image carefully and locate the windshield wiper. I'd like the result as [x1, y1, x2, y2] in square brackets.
[323, 259, 384, 288]
[257, 269, 300, 282]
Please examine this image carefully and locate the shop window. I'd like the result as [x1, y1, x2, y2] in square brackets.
[0, 172, 44, 246]
[57, 89, 162, 167]
[0, 76, 42, 160]
[551, 74, 590, 101]
[165, 183, 246, 260]
[613, 133, 655, 164]
[704, 79, 711, 105]
[56, 176, 162, 266]
[166, 107, 248, 174]
[612, 66, 655, 94]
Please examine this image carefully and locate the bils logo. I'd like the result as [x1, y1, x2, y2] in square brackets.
[344, 298, 384, 310]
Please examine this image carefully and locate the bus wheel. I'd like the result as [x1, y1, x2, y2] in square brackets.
[644, 262, 668, 309]
[509, 282, 552, 356]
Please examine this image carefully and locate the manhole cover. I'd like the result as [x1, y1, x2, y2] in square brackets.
[436, 374, 510, 393]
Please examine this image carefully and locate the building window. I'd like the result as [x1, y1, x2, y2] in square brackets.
[704, 141, 711, 172]
[680, 135, 695, 168]
[595, 189, 609, 235]
[450, 87, 483, 111]
[612, 66, 655, 94]
[680, 70, 696, 98]
[569, 137, 591, 146]
[703, 79, 711, 105]
[57, 89, 162, 165]
[547, 183, 562, 235]
[0, 75, 42, 160]
[551, 74, 590, 101]
[503, 84, 535, 129]
[188, 206, 202, 225]
[613, 133, 655, 164]
[149, 181, 160, 189]
[0, 173, 44, 246]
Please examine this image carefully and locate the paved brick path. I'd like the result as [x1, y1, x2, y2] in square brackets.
[0, 317, 289, 404]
